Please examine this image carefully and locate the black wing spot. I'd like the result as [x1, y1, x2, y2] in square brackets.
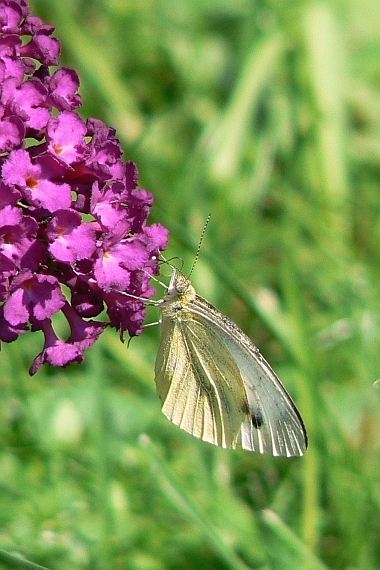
[241, 402, 264, 428]
[251, 411, 264, 429]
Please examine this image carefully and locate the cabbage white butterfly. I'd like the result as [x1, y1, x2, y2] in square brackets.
[154, 267, 308, 457]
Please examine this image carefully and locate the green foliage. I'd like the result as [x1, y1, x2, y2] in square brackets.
[2, 0, 380, 568]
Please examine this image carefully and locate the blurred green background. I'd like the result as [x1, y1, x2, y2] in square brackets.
[2, 0, 380, 569]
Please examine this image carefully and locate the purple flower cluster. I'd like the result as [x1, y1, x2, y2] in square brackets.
[0, 0, 169, 373]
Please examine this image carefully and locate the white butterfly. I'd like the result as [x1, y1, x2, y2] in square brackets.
[153, 268, 308, 457]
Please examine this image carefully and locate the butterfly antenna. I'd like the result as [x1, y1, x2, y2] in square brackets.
[188, 213, 211, 278]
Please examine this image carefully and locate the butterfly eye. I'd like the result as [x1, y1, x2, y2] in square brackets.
[175, 279, 190, 294]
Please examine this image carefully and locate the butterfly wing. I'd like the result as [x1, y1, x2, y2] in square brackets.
[154, 312, 250, 449]
[189, 295, 308, 457]
[237, 350, 307, 456]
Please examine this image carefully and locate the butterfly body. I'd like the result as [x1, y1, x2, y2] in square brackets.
[154, 269, 308, 457]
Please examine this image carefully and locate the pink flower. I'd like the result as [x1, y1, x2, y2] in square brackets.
[0, 0, 169, 373]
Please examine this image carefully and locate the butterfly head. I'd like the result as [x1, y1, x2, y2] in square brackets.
[164, 268, 196, 305]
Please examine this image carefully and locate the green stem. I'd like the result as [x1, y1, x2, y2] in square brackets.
[0, 549, 51, 570]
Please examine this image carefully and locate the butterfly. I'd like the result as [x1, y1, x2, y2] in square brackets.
[153, 267, 308, 457]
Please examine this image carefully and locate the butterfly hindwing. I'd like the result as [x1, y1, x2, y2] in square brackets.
[154, 311, 249, 448]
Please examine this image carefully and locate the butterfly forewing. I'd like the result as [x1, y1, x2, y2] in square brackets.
[190, 294, 308, 456]
[238, 355, 307, 456]
[154, 270, 308, 457]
